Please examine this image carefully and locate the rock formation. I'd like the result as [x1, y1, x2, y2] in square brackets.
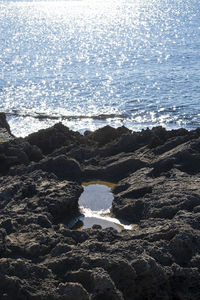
[0, 113, 14, 144]
[0, 115, 200, 299]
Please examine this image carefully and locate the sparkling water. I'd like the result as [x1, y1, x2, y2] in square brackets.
[0, 0, 199, 136]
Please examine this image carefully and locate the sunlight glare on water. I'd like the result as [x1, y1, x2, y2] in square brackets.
[75, 181, 133, 231]
[0, 0, 199, 136]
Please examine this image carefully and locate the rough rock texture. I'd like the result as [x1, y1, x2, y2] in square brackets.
[9, 155, 82, 182]
[84, 125, 131, 147]
[0, 113, 12, 135]
[0, 113, 14, 143]
[26, 122, 86, 155]
[112, 168, 200, 222]
[1, 119, 200, 299]
[0, 139, 43, 176]
[0, 113, 43, 175]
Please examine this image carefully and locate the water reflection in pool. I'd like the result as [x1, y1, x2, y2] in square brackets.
[72, 181, 132, 231]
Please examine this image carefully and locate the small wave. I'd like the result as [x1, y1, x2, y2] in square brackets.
[5, 111, 129, 121]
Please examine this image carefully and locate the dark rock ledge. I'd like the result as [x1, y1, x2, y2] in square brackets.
[0, 112, 200, 299]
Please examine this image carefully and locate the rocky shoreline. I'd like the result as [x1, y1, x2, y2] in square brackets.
[0, 113, 200, 299]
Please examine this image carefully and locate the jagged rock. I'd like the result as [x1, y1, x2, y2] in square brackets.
[86, 125, 131, 146]
[65, 267, 123, 300]
[36, 155, 82, 181]
[0, 170, 82, 227]
[0, 113, 14, 145]
[9, 154, 82, 182]
[0, 124, 200, 300]
[0, 113, 12, 135]
[26, 122, 85, 155]
[0, 138, 43, 175]
[83, 154, 146, 182]
[57, 282, 90, 300]
[112, 168, 200, 222]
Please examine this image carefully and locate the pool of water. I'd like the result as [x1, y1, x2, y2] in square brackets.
[72, 181, 132, 231]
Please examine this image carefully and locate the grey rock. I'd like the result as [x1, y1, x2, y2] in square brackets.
[0, 125, 200, 300]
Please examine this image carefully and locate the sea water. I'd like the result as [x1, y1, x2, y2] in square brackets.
[73, 181, 133, 231]
[0, 0, 199, 136]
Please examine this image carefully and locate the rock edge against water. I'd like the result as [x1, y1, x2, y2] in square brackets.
[0, 112, 200, 300]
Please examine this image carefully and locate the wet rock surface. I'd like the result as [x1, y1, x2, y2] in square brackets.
[0, 117, 200, 299]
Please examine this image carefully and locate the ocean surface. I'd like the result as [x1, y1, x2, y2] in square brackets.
[0, 0, 199, 137]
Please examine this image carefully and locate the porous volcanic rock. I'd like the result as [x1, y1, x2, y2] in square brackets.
[85, 125, 131, 147]
[0, 112, 14, 143]
[0, 138, 43, 175]
[112, 168, 200, 222]
[26, 122, 86, 155]
[9, 154, 82, 182]
[0, 170, 82, 227]
[1, 117, 200, 300]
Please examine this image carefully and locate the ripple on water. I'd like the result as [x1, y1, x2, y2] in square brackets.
[1, 0, 200, 136]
